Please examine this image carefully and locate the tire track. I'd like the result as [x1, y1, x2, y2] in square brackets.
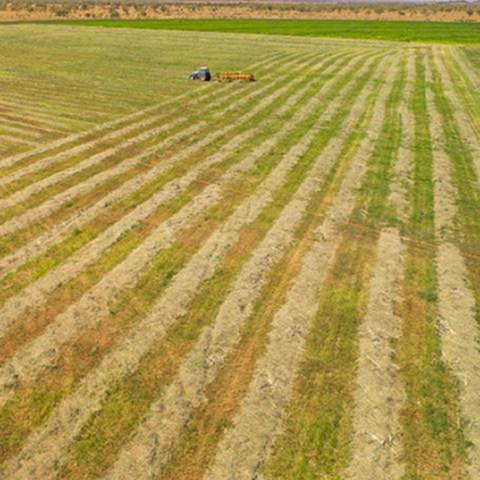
[204, 52, 399, 480]
[0, 135, 39, 148]
[345, 229, 406, 480]
[0, 116, 65, 136]
[0, 123, 42, 140]
[427, 60, 480, 480]
[0, 103, 87, 130]
[0, 101, 98, 132]
[101, 52, 390, 480]
[0, 50, 367, 406]
[0, 111, 71, 134]
[0, 51, 325, 237]
[0, 50, 387, 480]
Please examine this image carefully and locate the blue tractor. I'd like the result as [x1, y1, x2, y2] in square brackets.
[189, 66, 211, 81]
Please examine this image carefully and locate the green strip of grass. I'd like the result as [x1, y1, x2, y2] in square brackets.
[395, 51, 469, 479]
[446, 50, 480, 135]
[28, 19, 480, 46]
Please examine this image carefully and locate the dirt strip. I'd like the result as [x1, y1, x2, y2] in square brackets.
[427, 63, 480, 479]
[204, 53, 399, 480]
[0, 51, 366, 410]
[102, 53, 390, 480]
[0, 52, 326, 237]
[0, 52, 284, 171]
[0, 51, 301, 189]
[0, 52, 309, 207]
[0, 52, 381, 480]
[0, 51, 339, 329]
[432, 47, 480, 186]
[345, 229, 405, 480]
[388, 49, 415, 224]
[0, 51, 387, 480]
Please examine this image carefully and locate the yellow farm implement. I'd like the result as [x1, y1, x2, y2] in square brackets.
[213, 72, 256, 82]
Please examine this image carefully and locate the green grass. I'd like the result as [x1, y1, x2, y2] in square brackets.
[32, 19, 480, 46]
[395, 51, 469, 479]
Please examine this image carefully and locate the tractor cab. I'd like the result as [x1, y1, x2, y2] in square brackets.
[189, 66, 211, 81]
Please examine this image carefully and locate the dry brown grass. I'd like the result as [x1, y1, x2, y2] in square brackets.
[1, 2, 480, 23]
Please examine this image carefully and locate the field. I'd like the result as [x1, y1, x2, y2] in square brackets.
[33, 18, 480, 45]
[0, 23, 479, 479]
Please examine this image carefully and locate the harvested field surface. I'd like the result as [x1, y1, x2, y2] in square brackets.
[0, 24, 479, 480]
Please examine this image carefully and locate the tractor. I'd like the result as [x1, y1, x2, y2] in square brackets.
[189, 66, 211, 81]
[189, 67, 256, 82]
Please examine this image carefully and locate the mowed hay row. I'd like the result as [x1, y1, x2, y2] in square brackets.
[0, 25, 479, 480]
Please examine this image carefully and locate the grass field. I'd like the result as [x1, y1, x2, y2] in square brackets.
[0, 23, 479, 480]
[36, 18, 480, 45]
